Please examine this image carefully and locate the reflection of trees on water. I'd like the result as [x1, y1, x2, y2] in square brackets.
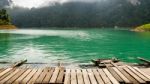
[0, 33, 11, 59]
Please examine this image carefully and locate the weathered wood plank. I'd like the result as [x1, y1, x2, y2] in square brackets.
[0, 68, 15, 81]
[64, 69, 71, 84]
[12, 59, 27, 68]
[22, 69, 37, 83]
[5, 69, 26, 84]
[92, 69, 104, 84]
[98, 69, 112, 84]
[107, 67, 124, 83]
[127, 66, 150, 82]
[103, 68, 119, 84]
[56, 67, 65, 83]
[14, 69, 32, 83]
[27, 69, 43, 84]
[0, 69, 20, 83]
[1, 66, 149, 84]
[119, 67, 139, 84]
[71, 69, 77, 84]
[82, 69, 90, 84]
[87, 69, 97, 84]
[35, 68, 48, 83]
[76, 69, 84, 84]
[50, 67, 60, 83]
[0, 68, 5, 73]
[43, 67, 54, 83]
[134, 67, 150, 80]
[0, 68, 12, 78]
[138, 57, 150, 64]
[124, 67, 146, 83]
[112, 67, 131, 84]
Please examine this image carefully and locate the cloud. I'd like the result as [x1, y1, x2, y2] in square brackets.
[12, 0, 102, 8]
[0, 0, 11, 7]
[127, 0, 140, 5]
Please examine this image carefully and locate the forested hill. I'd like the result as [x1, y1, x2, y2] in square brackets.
[0, 9, 10, 25]
[8, 0, 150, 28]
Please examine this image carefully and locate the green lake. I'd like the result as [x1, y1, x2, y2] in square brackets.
[0, 28, 150, 64]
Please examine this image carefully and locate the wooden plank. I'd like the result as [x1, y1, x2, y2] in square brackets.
[0, 68, 15, 81]
[140, 68, 150, 76]
[35, 68, 48, 83]
[27, 69, 43, 84]
[43, 67, 54, 83]
[87, 69, 97, 84]
[0, 69, 20, 83]
[82, 69, 90, 84]
[22, 69, 37, 83]
[0, 68, 5, 73]
[111, 62, 138, 83]
[112, 67, 131, 84]
[71, 69, 77, 84]
[119, 67, 139, 84]
[0, 68, 12, 77]
[64, 69, 71, 84]
[76, 69, 84, 84]
[103, 68, 119, 84]
[107, 67, 124, 83]
[49, 67, 60, 83]
[134, 67, 150, 80]
[127, 66, 150, 82]
[14, 69, 32, 83]
[12, 59, 27, 68]
[5, 69, 27, 84]
[137, 57, 150, 64]
[98, 69, 112, 84]
[92, 69, 104, 84]
[124, 67, 146, 83]
[56, 67, 65, 83]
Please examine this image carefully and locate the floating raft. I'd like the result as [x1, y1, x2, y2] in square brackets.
[0, 66, 150, 84]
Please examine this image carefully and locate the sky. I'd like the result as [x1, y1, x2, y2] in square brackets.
[12, 0, 60, 8]
[12, 0, 102, 8]
[11, 0, 140, 8]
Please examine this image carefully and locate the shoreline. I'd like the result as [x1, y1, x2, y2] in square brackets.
[0, 61, 148, 69]
[0, 25, 17, 29]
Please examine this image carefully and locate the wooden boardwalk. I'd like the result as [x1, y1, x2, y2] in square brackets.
[0, 66, 150, 84]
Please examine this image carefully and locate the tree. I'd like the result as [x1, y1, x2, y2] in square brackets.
[0, 9, 11, 25]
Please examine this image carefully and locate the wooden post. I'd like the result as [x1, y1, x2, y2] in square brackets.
[137, 57, 150, 65]
[12, 59, 27, 68]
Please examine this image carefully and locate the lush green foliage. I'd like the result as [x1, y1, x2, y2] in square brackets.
[136, 23, 150, 31]
[8, 0, 150, 28]
[0, 9, 10, 25]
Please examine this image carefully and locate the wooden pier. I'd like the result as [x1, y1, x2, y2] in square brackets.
[0, 65, 150, 84]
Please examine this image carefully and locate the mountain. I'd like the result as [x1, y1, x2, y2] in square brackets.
[7, 0, 150, 28]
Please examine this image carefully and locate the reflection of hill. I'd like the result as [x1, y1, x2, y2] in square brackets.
[0, 33, 11, 56]
[0, 33, 10, 41]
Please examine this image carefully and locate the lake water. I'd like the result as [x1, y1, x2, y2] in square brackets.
[0, 28, 150, 64]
